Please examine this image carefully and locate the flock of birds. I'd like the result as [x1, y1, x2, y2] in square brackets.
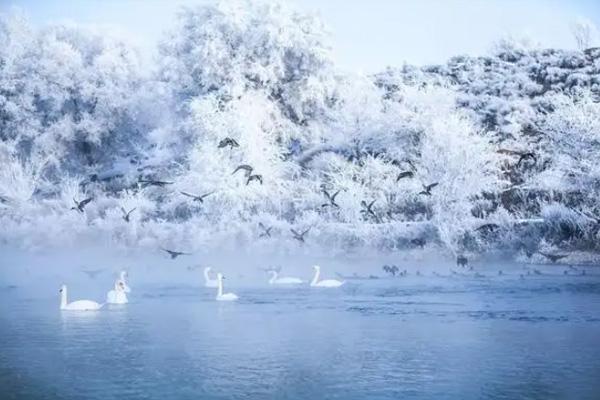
[59, 265, 344, 311]
[69, 137, 451, 249]
[61, 249, 594, 312]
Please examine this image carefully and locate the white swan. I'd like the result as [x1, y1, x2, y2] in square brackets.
[268, 270, 303, 285]
[120, 270, 131, 293]
[204, 267, 218, 288]
[216, 273, 238, 301]
[106, 280, 128, 304]
[310, 265, 345, 288]
[60, 284, 103, 311]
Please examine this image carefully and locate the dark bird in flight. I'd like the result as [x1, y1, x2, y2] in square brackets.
[180, 191, 214, 203]
[138, 179, 173, 187]
[71, 197, 93, 213]
[396, 171, 414, 182]
[290, 228, 310, 243]
[218, 137, 239, 149]
[516, 152, 537, 168]
[475, 223, 500, 233]
[258, 222, 272, 238]
[418, 182, 438, 196]
[246, 174, 263, 185]
[121, 207, 136, 222]
[81, 269, 103, 279]
[539, 252, 568, 263]
[232, 164, 253, 177]
[497, 149, 537, 168]
[322, 190, 340, 208]
[161, 248, 192, 259]
[360, 200, 377, 220]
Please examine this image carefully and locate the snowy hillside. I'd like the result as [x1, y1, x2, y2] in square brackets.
[1, 1, 599, 258]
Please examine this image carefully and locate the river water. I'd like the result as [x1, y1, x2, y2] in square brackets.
[1, 254, 599, 399]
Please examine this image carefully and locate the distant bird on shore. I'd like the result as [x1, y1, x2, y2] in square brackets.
[396, 171, 414, 182]
[322, 190, 340, 208]
[161, 248, 192, 259]
[121, 207, 136, 222]
[218, 137, 239, 149]
[139, 179, 173, 187]
[290, 228, 310, 243]
[181, 191, 214, 203]
[539, 252, 568, 263]
[411, 238, 426, 248]
[418, 182, 438, 196]
[232, 164, 253, 177]
[71, 197, 93, 213]
[246, 174, 263, 185]
[258, 222, 273, 238]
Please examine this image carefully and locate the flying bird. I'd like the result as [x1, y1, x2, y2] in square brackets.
[418, 182, 438, 196]
[232, 164, 253, 177]
[396, 171, 414, 182]
[539, 252, 568, 263]
[322, 190, 341, 208]
[360, 200, 377, 220]
[258, 222, 273, 238]
[180, 191, 214, 203]
[121, 207, 136, 222]
[138, 179, 173, 187]
[246, 174, 263, 185]
[71, 197, 93, 213]
[290, 228, 310, 243]
[161, 248, 192, 259]
[81, 269, 103, 279]
[475, 223, 500, 233]
[218, 137, 239, 149]
[516, 152, 537, 168]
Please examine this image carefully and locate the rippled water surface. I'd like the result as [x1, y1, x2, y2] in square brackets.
[1, 258, 600, 400]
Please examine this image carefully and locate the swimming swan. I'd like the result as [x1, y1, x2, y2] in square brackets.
[204, 267, 218, 288]
[268, 270, 303, 285]
[106, 280, 128, 304]
[310, 265, 345, 288]
[60, 284, 104, 311]
[216, 273, 238, 301]
[119, 270, 131, 293]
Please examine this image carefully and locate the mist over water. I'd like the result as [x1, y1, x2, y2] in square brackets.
[1, 247, 600, 399]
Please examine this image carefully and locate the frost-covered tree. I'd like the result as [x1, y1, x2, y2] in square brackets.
[0, 13, 144, 178]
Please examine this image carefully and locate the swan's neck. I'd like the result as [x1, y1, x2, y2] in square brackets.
[217, 278, 223, 297]
[204, 269, 211, 282]
[311, 269, 320, 285]
[60, 289, 67, 309]
[269, 271, 278, 284]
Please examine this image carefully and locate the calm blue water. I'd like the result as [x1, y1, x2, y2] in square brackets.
[1, 259, 600, 400]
